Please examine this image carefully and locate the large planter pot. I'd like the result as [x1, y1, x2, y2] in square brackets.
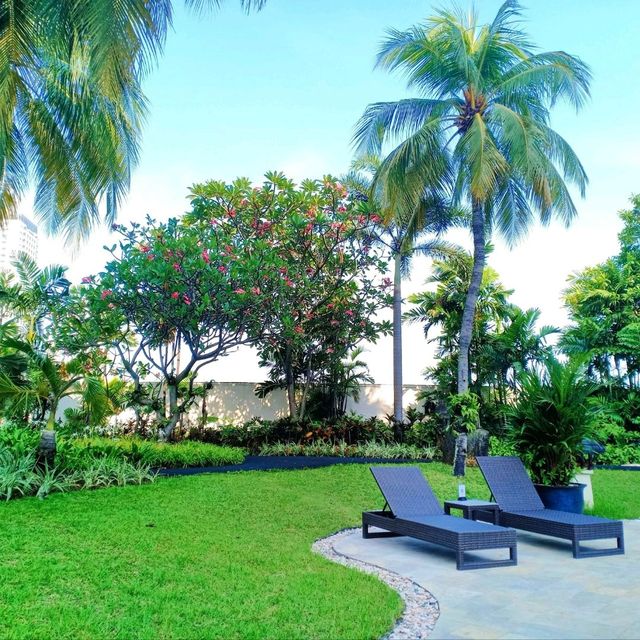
[534, 482, 586, 513]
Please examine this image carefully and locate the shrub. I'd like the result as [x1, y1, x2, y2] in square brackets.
[189, 415, 395, 453]
[258, 440, 437, 460]
[488, 436, 518, 457]
[0, 439, 157, 501]
[74, 437, 245, 468]
[0, 423, 40, 456]
[35, 465, 79, 499]
[598, 443, 640, 466]
[0, 447, 39, 500]
[447, 392, 480, 434]
[508, 356, 596, 486]
[188, 419, 278, 451]
[404, 417, 439, 448]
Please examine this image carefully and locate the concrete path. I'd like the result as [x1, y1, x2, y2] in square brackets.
[334, 520, 640, 639]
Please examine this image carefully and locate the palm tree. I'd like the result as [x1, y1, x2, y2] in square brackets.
[0, 0, 264, 241]
[354, 0, 590, 397]
[405, 249, 513, 393]
[0, 253, 70, 346]
[0, 335, 106, 430]
[344, 155, 462, 425]
[327, 346, 374, 418]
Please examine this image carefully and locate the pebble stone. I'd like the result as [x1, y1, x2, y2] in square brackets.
[312, 528, 440, 639]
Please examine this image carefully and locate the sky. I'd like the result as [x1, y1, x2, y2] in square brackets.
[27, 0, 640, 385]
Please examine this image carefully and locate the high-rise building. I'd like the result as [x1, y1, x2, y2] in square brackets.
[0, 215, 38, 273]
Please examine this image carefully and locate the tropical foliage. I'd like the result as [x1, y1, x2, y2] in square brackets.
[70, 173, 391, 437]
[562, 196, 640, 388]
[406, 249, 556, 427]
[0, 0, 265, 240]
[508, 355, 596, 486]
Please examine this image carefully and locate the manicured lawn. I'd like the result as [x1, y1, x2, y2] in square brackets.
[0, 464, 637, 639]
[589, 469, 640, 520]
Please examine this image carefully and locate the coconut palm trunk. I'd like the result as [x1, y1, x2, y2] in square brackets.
[392, 254, 404, 425]
[457, 201, 486, 393]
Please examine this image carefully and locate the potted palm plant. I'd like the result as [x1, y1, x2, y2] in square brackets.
[508, 355, 596, 513]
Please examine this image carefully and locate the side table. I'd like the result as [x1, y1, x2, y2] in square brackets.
[444, 499, 500, 525]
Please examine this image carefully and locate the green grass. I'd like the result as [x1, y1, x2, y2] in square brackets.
[0, 464, 637, 639]
[589, 469, 640, 519]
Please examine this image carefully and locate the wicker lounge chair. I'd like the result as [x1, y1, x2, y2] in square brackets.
[362, 466, 518, 570]
[476, 456, 625, 559]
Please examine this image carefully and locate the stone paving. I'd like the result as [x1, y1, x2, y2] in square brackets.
[333, 520, 640, 639]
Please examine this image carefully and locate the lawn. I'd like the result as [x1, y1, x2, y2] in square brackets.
[0, 463, 637, 639]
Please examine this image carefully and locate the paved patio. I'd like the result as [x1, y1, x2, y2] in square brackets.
[334, 519, 640, 639]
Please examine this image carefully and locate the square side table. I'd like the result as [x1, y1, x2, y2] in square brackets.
[444, 499, 500, 525]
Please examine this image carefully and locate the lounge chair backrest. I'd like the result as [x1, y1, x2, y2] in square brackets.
[476, 456, 545, 512]
[370, 466, 443, 518]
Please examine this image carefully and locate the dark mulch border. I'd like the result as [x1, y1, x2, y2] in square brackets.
[157, 455, 432, 476]
[595, 464, 640, 471]
[156, 457, 640, 476]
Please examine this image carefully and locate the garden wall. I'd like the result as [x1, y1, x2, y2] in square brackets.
[176, 383, 430, 427]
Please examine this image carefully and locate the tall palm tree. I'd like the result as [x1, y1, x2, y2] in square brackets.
[344, 155, 462, 425]
[354, 0, 590, 397]
[0, 0, 264, 241]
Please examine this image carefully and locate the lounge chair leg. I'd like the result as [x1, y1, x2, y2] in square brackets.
[362, 522, 370, 539]
[456, 550, 464, 570]
[572, 537, 580, 558]
[510, 544, 517, 564]
[618, 534, 625, 553]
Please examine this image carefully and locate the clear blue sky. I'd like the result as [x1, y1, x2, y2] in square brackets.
[35, 0, 640, 384]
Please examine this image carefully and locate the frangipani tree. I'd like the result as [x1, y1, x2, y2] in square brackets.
[81, 172, 390, 438]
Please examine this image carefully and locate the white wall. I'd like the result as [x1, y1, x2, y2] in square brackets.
[179, 382, 429, 426]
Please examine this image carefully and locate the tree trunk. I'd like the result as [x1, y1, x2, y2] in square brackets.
[453, 433, 467, 477]
[392, 254, 404, 424]
[454, 200, 486, 477]
[158, 381, 179, 441]
[46, 403, 57, 431]
[457, 200, 486, 393]
[299, 360, 312, 420]
[284, 347, 298, 419]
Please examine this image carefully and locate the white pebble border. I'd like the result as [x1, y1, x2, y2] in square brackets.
[312, 528, 440, 639]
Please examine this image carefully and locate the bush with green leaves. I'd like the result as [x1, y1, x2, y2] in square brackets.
[447, 392, 480, 434]
[0, 437, 156, 502]
[508, 356, 596, 486]
[598, 443, 640, 466]
[488, 436, 518, 457]
[189, 415, 394, 453]
[0, 447, 39, 500]
[258, 440, 437, 460]
[0, 422, 40, 455]
[404, 417, 440, 449]
[74, 437, 245, 468]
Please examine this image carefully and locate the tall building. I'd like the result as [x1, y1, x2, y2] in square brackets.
[0, 215, 38, 273]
